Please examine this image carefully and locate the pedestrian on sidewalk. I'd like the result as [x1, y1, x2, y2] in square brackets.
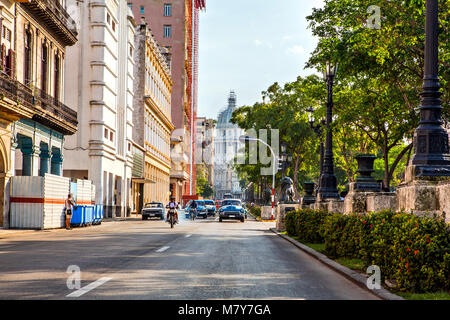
[65, 194, 75, 230]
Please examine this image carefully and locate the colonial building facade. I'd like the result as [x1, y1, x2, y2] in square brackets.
[214, 91, 244, 200]
[132, 20, 173, 211]
[128, 0, 205, 201]
[63, 0, 135, 217]
[0, 0, 78, 226]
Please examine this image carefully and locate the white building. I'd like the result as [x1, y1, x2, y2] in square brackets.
[63, 0, 136, 217]
[214, 91, 244, 199]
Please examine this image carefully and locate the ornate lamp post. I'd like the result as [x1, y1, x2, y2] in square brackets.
[306, 106, 326, 184]
[410, 0, 450, 175]
[280, 142, 293, 178]
[317, 61, 340, 201]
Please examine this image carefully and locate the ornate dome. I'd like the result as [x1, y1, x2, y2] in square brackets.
[217, 91, 239, 128]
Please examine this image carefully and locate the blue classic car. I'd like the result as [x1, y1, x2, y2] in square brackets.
[185, 200, 208, 219]
[218, 199, 246, 222]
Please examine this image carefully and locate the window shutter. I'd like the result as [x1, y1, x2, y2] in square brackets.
[1, 44, 6, 72]
[8, 49, 14, 77]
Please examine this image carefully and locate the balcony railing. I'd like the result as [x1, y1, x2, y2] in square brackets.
[20, 0, 78, 46]
[0, 72, 77, 134]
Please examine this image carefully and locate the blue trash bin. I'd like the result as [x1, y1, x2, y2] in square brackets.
[71, 205, 84, 227]
[85, 205, 94, 225]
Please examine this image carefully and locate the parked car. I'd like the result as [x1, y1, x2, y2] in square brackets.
[141, 202, 165, 220]
[203, 200, 216, 216]
[218, 199, 245, 222]
[185, 200, 208, 219]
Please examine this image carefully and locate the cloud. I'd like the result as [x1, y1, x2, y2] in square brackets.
[286, 45, 305, 56]
[254, 39, 273, 49]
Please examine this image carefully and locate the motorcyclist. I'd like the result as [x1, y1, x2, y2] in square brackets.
[166, 197, 179, 224]
[189, 200, 198, 219]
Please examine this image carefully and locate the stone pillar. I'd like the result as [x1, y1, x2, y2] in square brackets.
[39, 146, 51, 176]
[261, 206, 272, 220]
[51, 152, 63, 176]
[343, 154, 382, 214]
[21, 145, 40, 176]
[276, 203, 300, 232]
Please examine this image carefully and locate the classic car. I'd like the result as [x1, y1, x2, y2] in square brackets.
[203, 200, 216, 216]
[141, 202, 165, 220]
[218, 199, 246, 222]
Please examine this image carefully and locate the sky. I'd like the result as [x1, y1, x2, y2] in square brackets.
[197, 0, 325, 119]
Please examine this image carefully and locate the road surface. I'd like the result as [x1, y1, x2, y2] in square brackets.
[0, 212, 379, 300]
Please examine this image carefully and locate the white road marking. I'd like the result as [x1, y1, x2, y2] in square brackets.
[156, 246, 170, 252]
[66, 277, 112, 298]
[185, 234, 192, 238]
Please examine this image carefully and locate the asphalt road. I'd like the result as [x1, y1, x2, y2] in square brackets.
[0, 212, 379, 300]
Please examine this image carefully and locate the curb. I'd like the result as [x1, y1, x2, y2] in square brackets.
[270, 228, 404, 301]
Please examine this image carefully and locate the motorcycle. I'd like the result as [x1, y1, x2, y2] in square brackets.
[190, 208, 197, 221]
[166, 205, 178, 228]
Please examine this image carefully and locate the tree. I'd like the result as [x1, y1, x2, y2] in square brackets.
[306, 0, 449, 189]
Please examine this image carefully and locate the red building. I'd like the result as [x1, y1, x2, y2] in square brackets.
[128, 0, 205, 202]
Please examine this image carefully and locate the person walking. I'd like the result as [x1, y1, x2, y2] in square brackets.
[65, 194, 75, 230]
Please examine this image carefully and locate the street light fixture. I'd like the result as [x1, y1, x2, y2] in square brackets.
[317, 60, 340, 201]
[306, 106, 325, 190]
[239, 135, 277, 220]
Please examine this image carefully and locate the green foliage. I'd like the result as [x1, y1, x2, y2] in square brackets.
[285, 209, 450, 293]
[249, 206, 261, 218]
[196, 165, 214, 198]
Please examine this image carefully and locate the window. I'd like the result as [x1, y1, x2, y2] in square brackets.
[164, 4, 172, 17]
[163, 25, 172, 38]
[110, 131, 114, 142]
[112, 21, 116, 32]
[104, 128, 108, 139]
[54, 54, 60, 101]
[107, 13, 110, 24]
[41, 44, 48, 93]
[129, 45, 133, 57]
[140, 6, 144, 14]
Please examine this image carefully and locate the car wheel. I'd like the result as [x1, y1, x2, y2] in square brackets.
[241, 218, 245, 222]
[219, 217, 222, 222]
[142, 216, 148, 220]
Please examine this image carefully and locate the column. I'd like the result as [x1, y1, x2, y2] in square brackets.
[50, 149, 63, 176]
[39, 145, 51, 176]
[21, 143, 39, 176]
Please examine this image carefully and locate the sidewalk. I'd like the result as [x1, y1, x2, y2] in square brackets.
[0, 214, 141, 239]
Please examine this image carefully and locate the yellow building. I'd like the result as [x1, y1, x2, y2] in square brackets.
[132, 20, 173, 211]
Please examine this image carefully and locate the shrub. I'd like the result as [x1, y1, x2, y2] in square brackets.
[296, 209, 330, 243]
[249, 206, 261, 218]
[284, 208, 450, 292]
[285, 210, 299, 237]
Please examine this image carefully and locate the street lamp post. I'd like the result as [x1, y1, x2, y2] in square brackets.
[306, 107, 326, 188]
[240, 135, 277, 220]
[410, 0, 450, 173]
[317, 61, 340, 201]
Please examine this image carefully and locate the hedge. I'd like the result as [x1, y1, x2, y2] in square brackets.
[249, 206, 261, 218]
[285, 209, 450, 293]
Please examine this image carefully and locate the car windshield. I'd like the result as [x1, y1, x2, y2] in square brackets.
[204, 200, 214, 205]
[222, 200, 241, 206]
[144, 203, 163, 208]
[195, 201, 205, 206]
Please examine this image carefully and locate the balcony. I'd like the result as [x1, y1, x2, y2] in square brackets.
[0, 72, 77, 135]
[20, 0, 78, 46]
